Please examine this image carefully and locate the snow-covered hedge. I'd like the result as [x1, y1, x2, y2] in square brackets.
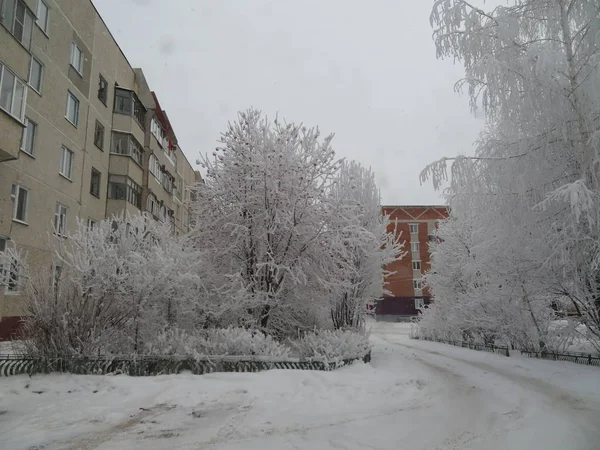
[293, 329, 372, 364]
[145, 327, 290, 359]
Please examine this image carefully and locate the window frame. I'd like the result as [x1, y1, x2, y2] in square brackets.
[98, 74, 108, 105]
[90, 167, 101, 198]
[93, 120, 104, 150]
[1, 0, 34, 49]
[59, 145, 74, 180]
[70, 42, 84, 75]
[412, 260, 421, 271]
[11, 183, 29, 224]
[0, 62, 27, 122]
[113, 87, 145, 129]
[28, 55, 43, 93]
[35, 0, 49, 34]
[20, 116, 36, 156]
[108, 175, 141, 208]
[415, 298, 425, 310]
[409, 223, 419, 234]
[110, 131, 143, 166]
[54, 203, 68, 236]
[411, 242, 420, 252]
[413, 279, 423, 290]
[65, 90, 79, 127]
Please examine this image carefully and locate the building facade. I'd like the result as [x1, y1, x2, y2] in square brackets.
[0, 0, 199, 339]
[377, 205, 449, 321]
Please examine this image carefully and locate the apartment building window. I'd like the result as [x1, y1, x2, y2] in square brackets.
[111, 132, 143, 166]
[108, 175, 141, 208]
[149, 154, 162, 181]
[146, 193, 158, 217]
[28, 55, 43, 93]
[413, 279, 422, 290]
[36, 0, 49, 34]
[151, 117, 166, 148]
[0, 62, 26, 121]
[411, 242, 420, 252]
[98, 74, 108, 105]
[87, 219, 96, 230]
[21, 117, 36, 156]
[409, 223, 419, 234]
[415, 298, 425, 310]
[11, 183, 29, 223]
[113, 87, 145, 128]
[162, 171, 173, 194]
[65, 91, 79, 126]
[90, 168, 101, 198]
[0, 0, 34, 49]
[94, 120, 104, 150]
[59, 146, 74, 179]
[70, 42, 83, 75]
[412, 261, 421, 271]
[54, 203, 67, 235]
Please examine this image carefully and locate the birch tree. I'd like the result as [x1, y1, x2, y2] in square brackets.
[326, 161, 404, 330]
[419, 0, 600, 351]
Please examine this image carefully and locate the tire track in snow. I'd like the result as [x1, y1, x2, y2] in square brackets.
[381, 335, 600, 449]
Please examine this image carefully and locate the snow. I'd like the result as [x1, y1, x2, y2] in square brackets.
[1, 322, 599, 449]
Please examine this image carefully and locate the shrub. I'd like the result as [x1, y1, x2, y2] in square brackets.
[293, 329, 372, 364]
[145, 327, 290, 359]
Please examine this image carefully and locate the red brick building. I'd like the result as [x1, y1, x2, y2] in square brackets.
[376, 205, 449, 321]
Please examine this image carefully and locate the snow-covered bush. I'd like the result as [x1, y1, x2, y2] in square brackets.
[145, 328, 290, 359]
[293, 329, 372, 363]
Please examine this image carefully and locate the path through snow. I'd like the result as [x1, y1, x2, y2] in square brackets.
[0, 322, 599, 449]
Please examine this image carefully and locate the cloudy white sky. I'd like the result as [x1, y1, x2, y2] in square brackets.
[94, 0, 484, 205]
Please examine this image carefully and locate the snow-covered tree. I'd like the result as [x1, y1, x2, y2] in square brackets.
[326, 161, 404, 330]
[190, 109, 401, 336]
[1, 213, 213, 356]
[419, 0, 600, 351]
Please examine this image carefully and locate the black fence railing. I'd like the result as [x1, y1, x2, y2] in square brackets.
[520, 349, 600, 367]
[411, 336, 510, 357]
[0, 352, 371, 377]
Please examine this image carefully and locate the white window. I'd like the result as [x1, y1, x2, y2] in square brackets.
[11, 184, 29, 223]
[412, 260, 421, 271]
[415, 298, 425, 310]
[28, 55, 43, 93]
[36, 0, 49, 34]
[409, 223, 419, 234]
[54, 203, 67, 235]
[146, 193, 158, 216]
[151, 117, 165, 147]
[65, 91, 79, 126]
[411, 242, 420, 252]
[0, 62, 27, 121]
[70, 42, 83, 74]
[87, 218, 96, 230]
[149, 154, 162, 181]
[0, 0, 34, 49]
[59, 146, 73, 179]
[21, 117, 36, 156]
[413, 279, 422, 290]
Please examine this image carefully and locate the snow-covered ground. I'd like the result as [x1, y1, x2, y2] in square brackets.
[1, 323, 599, 450]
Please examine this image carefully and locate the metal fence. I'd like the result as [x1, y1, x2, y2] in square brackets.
[411, 336, 510, 357]
[520, 349, 600, 367]
[0, 352, 371, 377]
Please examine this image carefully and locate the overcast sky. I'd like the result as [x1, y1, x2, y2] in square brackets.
[94, 0, 484, 205]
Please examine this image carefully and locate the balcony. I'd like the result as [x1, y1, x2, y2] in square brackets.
[113, 88, 146, 145]
[0, 110, 24, 162]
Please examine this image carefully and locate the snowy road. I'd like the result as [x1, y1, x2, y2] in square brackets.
[1, 323, 599, 450]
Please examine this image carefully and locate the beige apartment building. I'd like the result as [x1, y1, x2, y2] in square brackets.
[0, 0, 200, 339]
